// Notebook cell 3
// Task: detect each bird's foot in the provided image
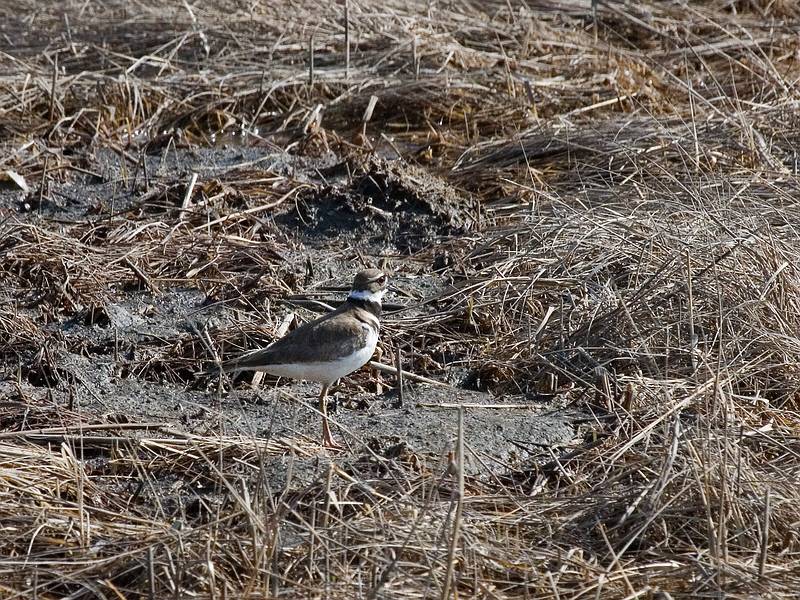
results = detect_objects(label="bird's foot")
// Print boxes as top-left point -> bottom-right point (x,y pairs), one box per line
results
321,424 -> 344,451
323,439 -> 344,451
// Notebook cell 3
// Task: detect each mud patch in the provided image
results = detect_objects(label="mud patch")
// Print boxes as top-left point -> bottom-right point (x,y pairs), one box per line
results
281,158 -> 478,252
195,381 -> 573,482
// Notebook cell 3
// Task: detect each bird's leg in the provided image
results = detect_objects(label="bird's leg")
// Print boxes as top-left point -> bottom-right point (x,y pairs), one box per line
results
319,383 -> 341,449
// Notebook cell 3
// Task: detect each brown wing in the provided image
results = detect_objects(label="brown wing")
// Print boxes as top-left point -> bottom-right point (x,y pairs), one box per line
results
221,307 -> 369,372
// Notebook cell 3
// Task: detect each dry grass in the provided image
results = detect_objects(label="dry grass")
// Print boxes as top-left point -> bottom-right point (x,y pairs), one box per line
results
2,0 -> 800,598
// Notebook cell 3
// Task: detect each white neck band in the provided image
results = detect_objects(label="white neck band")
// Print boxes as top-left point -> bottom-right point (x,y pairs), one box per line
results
348,289 -> 386,304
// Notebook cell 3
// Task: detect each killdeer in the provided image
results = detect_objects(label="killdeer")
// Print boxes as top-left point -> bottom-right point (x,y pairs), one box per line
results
217,268 -> 387,447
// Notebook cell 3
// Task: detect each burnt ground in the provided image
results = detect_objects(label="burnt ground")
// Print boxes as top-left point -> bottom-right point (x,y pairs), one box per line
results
0,145 -> 578,492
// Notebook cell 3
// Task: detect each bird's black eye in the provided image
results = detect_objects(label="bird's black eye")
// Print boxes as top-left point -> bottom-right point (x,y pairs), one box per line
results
378,275 -> 386,285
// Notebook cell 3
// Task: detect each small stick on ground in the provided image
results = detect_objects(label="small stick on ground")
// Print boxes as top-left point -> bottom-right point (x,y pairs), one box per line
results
594,366 -> 613,411
759,488 -> 771,578
394,345 -> 404,408
361,95 -> 378,143
49,52 -> 58,122
344,0 -> 350,78
148,545 -> 156,600
440,406 -> 464,599
686,250 -> 697,372
0,421 -> 168,440
417,402 -> 532,409
308,34 -> 315,86
622,382 -> 635,411
125,257 -> 160,294
369,360 -> 449,387
38,156 -> 49,211
180,172 -> 198,220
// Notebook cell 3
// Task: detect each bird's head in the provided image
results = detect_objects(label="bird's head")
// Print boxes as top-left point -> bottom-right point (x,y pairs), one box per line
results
348,268 -> 388,304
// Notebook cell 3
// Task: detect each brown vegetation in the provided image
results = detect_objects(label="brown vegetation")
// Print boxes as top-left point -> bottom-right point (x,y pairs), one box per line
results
1,0 -> 800,598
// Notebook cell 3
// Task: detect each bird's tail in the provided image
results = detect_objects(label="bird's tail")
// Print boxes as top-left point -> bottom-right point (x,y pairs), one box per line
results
197,362 -> 222,377
200,348 -> 270,377
197,355 -> 239,378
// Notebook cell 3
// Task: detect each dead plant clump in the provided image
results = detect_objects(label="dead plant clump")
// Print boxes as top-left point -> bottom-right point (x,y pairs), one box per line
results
1,1 -> 800,598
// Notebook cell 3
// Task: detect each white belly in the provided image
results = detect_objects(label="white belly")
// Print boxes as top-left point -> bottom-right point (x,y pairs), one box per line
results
263,326 -> 378,384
